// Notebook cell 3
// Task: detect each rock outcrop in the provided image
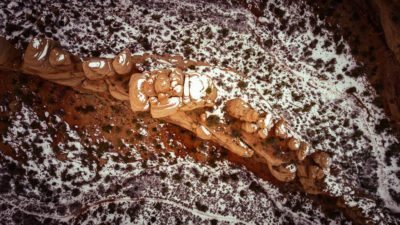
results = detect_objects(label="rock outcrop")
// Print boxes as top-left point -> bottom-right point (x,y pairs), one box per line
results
0,36 -> 387,225
0,36 -> 331,193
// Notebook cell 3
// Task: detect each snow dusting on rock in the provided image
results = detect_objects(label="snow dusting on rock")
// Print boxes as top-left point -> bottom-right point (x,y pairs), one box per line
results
0,0 -> 399,224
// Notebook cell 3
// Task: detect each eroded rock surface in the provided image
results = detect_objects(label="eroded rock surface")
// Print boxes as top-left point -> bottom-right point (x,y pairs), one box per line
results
0,0 -> 399,224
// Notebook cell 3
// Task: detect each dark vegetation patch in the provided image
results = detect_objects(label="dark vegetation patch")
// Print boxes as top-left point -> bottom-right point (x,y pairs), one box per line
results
195,201 -> 208,212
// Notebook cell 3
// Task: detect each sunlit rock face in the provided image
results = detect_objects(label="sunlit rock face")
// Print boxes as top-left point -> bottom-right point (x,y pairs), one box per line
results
128,68 -> 216,118
113,49 -> 133,75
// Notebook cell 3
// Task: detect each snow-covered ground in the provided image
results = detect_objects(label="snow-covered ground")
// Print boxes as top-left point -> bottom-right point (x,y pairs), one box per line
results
0,103 -> 346,224
0,0 -> 399,224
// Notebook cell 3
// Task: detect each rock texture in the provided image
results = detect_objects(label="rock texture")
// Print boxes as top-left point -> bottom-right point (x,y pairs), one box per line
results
372,0 -> 400,64
0,0 -> 399,224
2,36 -> 334,194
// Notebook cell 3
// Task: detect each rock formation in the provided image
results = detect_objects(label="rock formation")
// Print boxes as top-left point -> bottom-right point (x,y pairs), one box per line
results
0,36 -> 385,225
0,35 -> 331,193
